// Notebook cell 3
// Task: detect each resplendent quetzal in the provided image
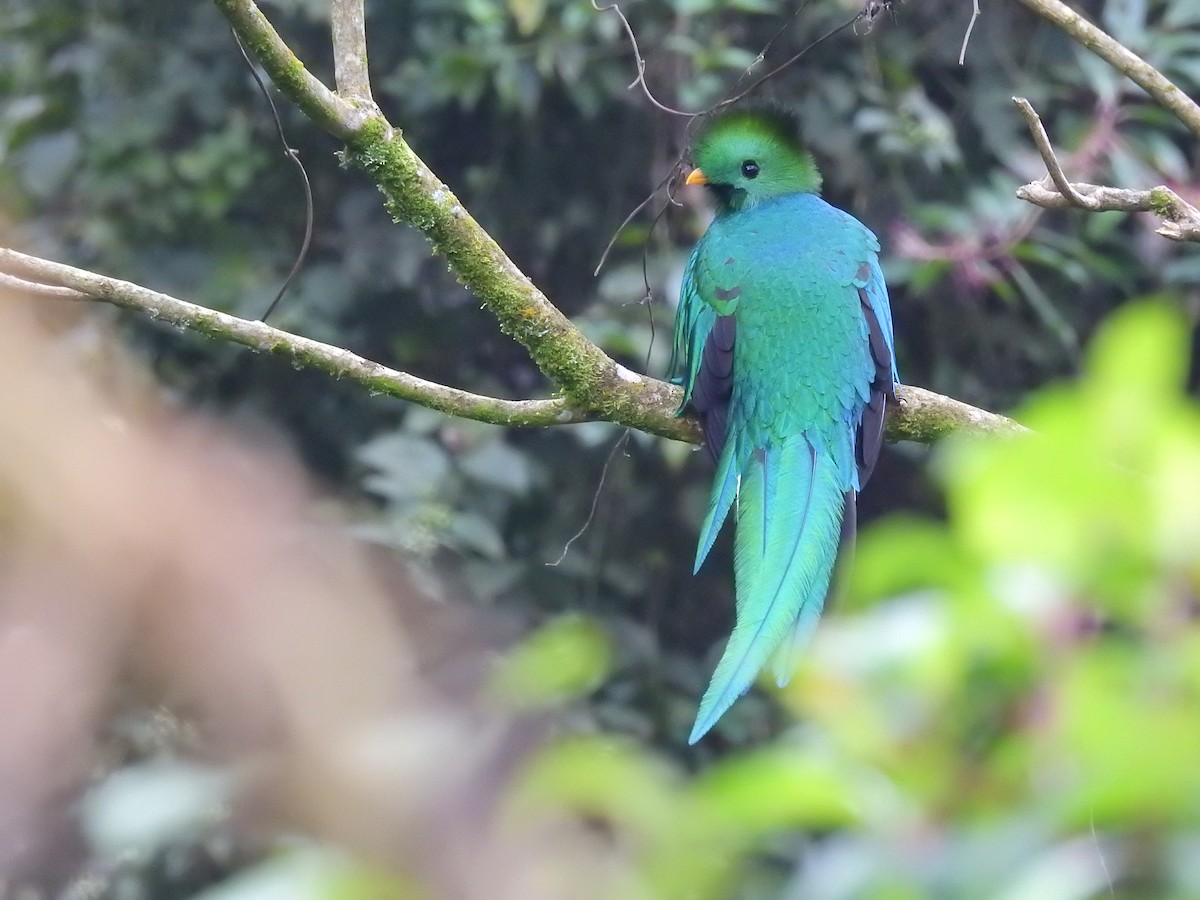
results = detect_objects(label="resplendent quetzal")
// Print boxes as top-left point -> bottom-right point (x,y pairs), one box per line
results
672,106 -> 899,744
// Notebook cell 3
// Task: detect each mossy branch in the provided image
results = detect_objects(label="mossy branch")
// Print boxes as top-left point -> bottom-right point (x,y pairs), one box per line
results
214,0 -> 701,440
207,0 -> 1023,444
340,119 -> 691,439
0,0 -> 1025,447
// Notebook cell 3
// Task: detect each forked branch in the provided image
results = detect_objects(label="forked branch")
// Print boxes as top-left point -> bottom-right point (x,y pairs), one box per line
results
1014,97 -> 1200,244
1,0 -> 1026,446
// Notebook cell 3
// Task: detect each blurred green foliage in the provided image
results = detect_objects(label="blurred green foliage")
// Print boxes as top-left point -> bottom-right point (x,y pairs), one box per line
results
486,300 -> 1200,896
5,0 -> 1200,895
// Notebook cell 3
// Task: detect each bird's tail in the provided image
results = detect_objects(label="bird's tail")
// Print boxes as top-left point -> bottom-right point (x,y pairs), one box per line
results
770,488 -> 856,688
689,433 -> 845,744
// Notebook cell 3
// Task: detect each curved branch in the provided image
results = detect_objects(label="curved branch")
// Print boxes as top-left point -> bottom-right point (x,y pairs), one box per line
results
1016,180 -> 1200,243
201,0 -> 1026,446
0,248 -> 580,429
1013,0 -> 1200,142
213,0 -> 691,440
1014,98 -> 1200,243
1013,97 -> 1094,208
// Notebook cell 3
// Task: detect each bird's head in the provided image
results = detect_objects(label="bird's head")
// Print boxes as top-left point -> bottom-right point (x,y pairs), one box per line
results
685,105 -> 822,213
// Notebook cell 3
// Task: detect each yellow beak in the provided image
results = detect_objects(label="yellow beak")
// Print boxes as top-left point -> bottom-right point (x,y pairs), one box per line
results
685,167 -> 709,186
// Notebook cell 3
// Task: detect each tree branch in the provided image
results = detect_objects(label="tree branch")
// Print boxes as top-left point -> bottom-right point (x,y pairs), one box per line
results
0,248 -> 580,429
226,0 -> 1028,446
1013,97 -> 1094,208
0,0 -> 988,448
330,0 -> 373,104
1013,0 -> 1200,143
1013,97 -> 1200,243
217,0 -> 365,140
214,0 -> 695,442
958,0 -> 981,66
889,384 -> 1026,441
2,247 -> 1026,444
1016,181 -> 1200,242
0,271 -> 85,300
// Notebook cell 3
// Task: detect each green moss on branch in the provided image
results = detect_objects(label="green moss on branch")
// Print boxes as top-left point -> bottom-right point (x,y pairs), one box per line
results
344,120 -> 617,412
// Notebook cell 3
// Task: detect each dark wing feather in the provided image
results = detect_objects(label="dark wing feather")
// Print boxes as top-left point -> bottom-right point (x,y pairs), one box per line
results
690,315 -> 736,463
855,287 -> 896,487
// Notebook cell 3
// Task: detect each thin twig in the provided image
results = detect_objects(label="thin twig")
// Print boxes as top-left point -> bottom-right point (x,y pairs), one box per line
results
591,0 -> 861,116
1091,814 -> 1117,899
591,0 -> 857,279
1013,97 -> 1094,208
590,1 -> 693,116
0,272 -> 85,300
958,0 -> 980,65
232,30 -> 315,322
723,0 -> 815,93
719,14 -> 860,108
547,429 -> 630,566
593,167 -> 680,277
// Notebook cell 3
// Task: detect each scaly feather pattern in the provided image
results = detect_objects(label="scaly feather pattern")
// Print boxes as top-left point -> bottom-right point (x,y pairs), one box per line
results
673,107 -> 898,743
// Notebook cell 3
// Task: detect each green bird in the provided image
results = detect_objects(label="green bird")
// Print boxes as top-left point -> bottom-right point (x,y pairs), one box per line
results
672,106 -> 898,744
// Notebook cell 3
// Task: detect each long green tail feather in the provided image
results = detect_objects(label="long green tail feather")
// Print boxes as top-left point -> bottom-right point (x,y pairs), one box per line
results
771,489 -> 856,687
689,434 -> 845,744
694,433 -> 741,574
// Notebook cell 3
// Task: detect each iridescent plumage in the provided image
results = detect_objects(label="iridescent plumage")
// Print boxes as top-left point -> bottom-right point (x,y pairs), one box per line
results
672,107 -> 899,743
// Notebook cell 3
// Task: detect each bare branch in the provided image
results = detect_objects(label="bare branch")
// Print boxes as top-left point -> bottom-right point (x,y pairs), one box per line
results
330,0 -> 373,104
591,0 -> 863,116
230,31 -> 315,322
1016,182 -> 1200,243
1013,0 -> 1200,143
0,271 -> 86,300
958,0 -> 980,66
1012,98 -> 1200,243
1013,97 -> 1095,208
1018,180 -> 1166,213
0,248 -> 580,429
590,0 -> 693,117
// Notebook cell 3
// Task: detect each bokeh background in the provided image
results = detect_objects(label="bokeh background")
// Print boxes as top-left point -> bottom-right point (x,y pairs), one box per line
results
3,0 -> 1200,896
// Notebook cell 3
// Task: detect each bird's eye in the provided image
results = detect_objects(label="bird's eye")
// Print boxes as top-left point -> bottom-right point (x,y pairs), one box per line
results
741,160 -> 760,179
